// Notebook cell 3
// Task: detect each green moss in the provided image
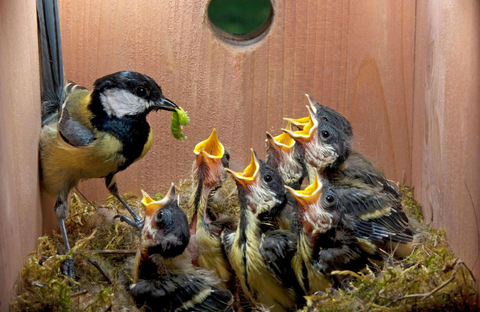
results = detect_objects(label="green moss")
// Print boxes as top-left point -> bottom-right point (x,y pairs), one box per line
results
10,181 -> 477,311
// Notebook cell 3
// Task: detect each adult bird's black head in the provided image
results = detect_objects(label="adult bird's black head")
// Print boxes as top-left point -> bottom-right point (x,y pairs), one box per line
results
283,105 -> 351,170
266,122 -> 307,190
140,184 -> 190,259
90,71 -> 178,119
225,149 -> 287,221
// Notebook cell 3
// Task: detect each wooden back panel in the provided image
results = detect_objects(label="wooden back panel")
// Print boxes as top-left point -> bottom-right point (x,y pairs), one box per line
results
1,0 -> 479,308
58,0 -> 415,202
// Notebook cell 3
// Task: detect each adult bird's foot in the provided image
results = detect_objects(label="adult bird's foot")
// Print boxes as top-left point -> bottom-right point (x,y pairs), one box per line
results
57,246 -> 75,280
62,257 -> 75,279
114,214 -> 144,230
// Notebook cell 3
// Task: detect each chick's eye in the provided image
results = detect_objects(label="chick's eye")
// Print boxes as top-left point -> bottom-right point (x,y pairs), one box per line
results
326,195 -> 335,203
321,116 -> 329,122
264,175 -> 273,183
321,130 -> 330,139
155,210 -> 164,222
135,87 -> 148,98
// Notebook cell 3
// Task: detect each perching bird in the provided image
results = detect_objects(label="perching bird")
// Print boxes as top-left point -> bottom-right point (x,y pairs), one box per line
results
286,171 -> 380,292
37,0 -> 179,278
265,122 -> 310,190
131,186 -> 234,312
187,128 -> 236,289
283,99 -> 414,256
223,150 -> 304,312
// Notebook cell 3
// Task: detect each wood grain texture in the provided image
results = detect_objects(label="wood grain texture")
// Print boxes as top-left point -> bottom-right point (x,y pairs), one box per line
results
412,0 -> 480,292
0,1 -> 42,310
56,0 -> 416,205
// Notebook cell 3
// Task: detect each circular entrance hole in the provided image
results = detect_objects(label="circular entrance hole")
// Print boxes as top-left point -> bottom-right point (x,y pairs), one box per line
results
208,0 -> 273,45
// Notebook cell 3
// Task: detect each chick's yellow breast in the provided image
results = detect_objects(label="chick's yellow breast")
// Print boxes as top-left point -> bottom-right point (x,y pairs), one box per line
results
228,213 -> 298,312
196,227 -> 231,286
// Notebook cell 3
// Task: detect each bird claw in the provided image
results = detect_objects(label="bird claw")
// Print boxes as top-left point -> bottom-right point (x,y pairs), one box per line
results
114,214 -> 144,230
62,257 -> 75,279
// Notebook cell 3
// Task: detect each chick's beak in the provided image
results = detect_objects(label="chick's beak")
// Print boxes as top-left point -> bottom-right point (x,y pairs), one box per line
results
305,94 -> 319,113
141,183 -> 176,217
193,129 -> 227,187
282,105 -> 318,145
194,128 -> 224,159
225,149 -> 259,189
154,96 -> 179,112
283,116 -> 310,131
284,171 -> 323,210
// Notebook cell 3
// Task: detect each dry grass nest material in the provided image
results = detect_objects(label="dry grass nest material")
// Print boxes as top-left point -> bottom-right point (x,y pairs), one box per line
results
10,180 -> 478,311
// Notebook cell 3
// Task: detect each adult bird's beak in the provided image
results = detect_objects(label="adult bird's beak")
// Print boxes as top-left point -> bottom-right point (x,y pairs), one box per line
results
225,149 -> 260,189
282,105 -> 318,145
141,183 -> 176,217
154,96 -> 179,111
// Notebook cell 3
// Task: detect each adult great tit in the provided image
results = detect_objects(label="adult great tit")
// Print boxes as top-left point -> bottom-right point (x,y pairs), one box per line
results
131,186 -> 234,312
37,0 -> 180,279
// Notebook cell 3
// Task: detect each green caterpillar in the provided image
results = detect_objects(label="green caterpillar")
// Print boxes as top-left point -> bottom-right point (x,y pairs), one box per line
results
171,108 -> 190,140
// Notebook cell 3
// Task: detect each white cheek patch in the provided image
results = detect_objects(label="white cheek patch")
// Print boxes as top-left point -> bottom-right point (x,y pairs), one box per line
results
246,177 -> 283,216
278,150 -> 303,185
303,137 -> 338,170
100,88 -> 152,118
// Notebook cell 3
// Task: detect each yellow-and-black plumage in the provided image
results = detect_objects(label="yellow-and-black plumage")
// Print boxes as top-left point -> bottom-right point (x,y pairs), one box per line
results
38,0 -> 178,278
283,97 -> 414,257
187,129 -> 235,288
223,150 -> 304,312
286,171 -> 381,292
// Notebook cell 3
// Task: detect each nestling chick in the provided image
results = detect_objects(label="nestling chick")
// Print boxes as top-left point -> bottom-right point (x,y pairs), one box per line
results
223,150 -> 304,312
131,185 -> 234,312
187,129 -> 236,288
265,122 -> 309,190
286,171 -> 378,292
283,100 -> 414,256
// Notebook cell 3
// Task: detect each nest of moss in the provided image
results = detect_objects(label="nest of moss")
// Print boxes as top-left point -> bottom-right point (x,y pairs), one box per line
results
10,180 -> 477,311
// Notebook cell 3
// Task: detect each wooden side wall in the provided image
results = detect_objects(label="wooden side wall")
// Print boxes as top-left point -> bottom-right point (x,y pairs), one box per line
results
412,0 -> 480,291
0,1 -> 42,310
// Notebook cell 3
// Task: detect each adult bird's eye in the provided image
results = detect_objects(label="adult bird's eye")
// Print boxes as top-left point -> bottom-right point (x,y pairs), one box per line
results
321,130 -> 330,139
135,87 -> 148,98
264,175 -> 273,183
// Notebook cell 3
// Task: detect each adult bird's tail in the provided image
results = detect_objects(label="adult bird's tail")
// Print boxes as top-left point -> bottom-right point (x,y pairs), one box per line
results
37,0 -> 64,125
